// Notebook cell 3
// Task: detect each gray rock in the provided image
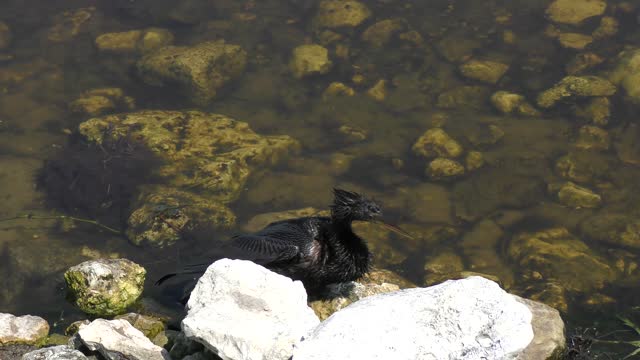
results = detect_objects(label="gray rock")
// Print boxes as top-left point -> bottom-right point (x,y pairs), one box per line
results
182,259 -> 320,360
515,298 -> 566,360
22,345 -> 87,360
0,313 -> 49,346
75,319 -> 170,360
293,276 -> 539,360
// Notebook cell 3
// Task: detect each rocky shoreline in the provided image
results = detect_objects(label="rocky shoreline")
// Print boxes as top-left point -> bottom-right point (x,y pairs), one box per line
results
1,259 -> 565,360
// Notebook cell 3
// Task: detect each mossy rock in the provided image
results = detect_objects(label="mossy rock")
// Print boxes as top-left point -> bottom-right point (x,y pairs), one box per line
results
64,259 -> 146,316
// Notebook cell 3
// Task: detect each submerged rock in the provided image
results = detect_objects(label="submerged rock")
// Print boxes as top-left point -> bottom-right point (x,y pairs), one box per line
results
574,97 -> 610,126
183,259 -> 320,360
615,123 -> 640,165
608,48 -> 640,104
69,87 -> 135,117
459,59 -> 509,84
412,128 -> 463,159
74,319 -> 170,360
126,185 -> 236,247
508,228 -> 614,293
361,19 -> 407,48
79,111 -> 298,203
574,125 -> 610,150
580,214 -> 640,249
0,313 -> 49,346
47,7 -> 97,42
294,277 -> 562,360
313,0 -> 371,29
546,0 -> 606,25
557,182 -> 601,208
555,150 -> 612,183
490,91 -> 539,116
556,32 -> 593,50
137,41 -> 247,105
0,21 -> 11,49
290,44 -> 332,78
427,158 -> 465,180
64,259 -> 146,316
537,76 -> 616,108
95,28 -> 174,54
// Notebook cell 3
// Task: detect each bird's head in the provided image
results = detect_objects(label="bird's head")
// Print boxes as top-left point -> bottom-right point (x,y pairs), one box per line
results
330,188 -> 382,222
330,188 -> 414,239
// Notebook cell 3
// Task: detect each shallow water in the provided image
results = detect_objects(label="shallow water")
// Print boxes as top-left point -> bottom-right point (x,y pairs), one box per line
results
1,0 -> 640,356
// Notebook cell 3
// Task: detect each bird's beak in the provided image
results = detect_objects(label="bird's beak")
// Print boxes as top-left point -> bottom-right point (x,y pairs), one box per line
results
375,220 -> 414,240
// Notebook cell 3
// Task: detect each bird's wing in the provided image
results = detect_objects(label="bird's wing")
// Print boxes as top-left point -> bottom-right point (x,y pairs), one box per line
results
231,234 -> 300,263
231,220 -> 312,263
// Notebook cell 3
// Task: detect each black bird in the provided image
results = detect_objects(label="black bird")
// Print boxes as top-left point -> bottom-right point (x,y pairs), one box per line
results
156,188 -> 412,293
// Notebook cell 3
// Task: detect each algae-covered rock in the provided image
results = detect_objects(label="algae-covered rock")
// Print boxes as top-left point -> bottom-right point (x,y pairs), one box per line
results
126,185 -> 236,247
608,48 -> 640,104
426,158 -> 465,180
555,150 -> 611,183
412,128 -> 463,159
69,87 -> 135,117
366,79 -> 386,102
361,19 -> 407,48
459,59 -> 509,84
322,82 -> 355,100
508,228 -> 614,292
465,151 -> 484,171
557,33 -> 593,50
592,16 -> 619,39
47,7 -> 98,42
557,182 -> 601,208
574,97 -> 610,126
313,0 -> 371,29
574,125 -> 609,150
566,52 -> 604,75
490,91 -> 538,116
137,41 -> 247,105
95,28 -> 174,53
79,110 -> 299,203
580,214 -> 640,249
537,76 -> 616,108
64,259 -> 146,316
546,0 -> 606,25
423,251 -> 464,286
615,123 -> 640,165
289,44 -> 332,78
114,313 -> 165,340
0,21 -> 11,49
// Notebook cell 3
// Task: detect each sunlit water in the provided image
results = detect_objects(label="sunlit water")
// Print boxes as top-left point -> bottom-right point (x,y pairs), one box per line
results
1,0 -> 639,356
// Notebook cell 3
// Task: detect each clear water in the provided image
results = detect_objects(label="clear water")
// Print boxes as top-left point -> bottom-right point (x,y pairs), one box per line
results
1,0 -> 639,356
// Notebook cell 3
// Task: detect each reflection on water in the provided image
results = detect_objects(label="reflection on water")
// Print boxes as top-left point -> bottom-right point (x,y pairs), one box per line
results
1,0 -> 640,354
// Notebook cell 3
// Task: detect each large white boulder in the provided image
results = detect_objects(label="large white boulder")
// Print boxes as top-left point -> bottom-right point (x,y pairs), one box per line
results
182,259 -> 320,360
293,276 -> 538,360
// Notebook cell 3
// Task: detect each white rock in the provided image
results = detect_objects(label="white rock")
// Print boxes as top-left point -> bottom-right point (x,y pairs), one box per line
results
76,318 -> 170,360
293,276 -> 535,360
0,313 -> 49,346
183,259 -> 320,360
22,345 -> 87,360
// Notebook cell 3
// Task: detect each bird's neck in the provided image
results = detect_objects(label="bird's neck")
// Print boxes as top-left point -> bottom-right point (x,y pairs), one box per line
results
330,217 -> 371,274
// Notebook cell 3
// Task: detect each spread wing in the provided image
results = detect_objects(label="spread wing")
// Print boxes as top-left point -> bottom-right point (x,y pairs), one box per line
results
230,220 -> 312,264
